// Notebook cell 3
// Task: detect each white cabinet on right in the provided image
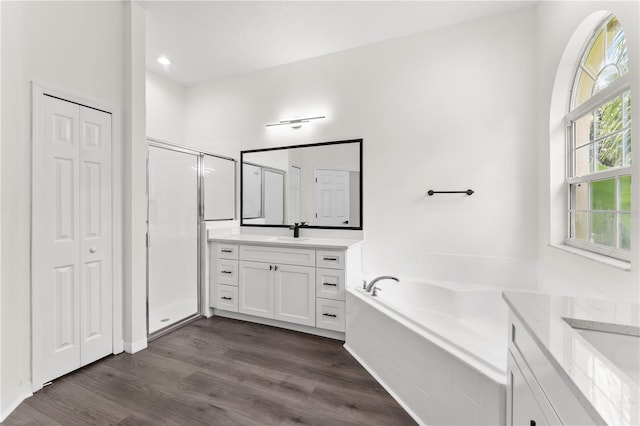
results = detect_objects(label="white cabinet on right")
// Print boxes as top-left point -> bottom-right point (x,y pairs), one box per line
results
506,312 -> 592,426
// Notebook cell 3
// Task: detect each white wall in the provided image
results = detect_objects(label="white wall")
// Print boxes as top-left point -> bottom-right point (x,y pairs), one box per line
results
0,1 -> 146,418
146,70 -> 186,144
184,7 -> 539,263
536,1 -> 640,301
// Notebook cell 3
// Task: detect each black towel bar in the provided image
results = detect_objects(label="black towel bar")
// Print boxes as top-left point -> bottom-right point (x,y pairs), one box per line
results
427,189 -> 474,196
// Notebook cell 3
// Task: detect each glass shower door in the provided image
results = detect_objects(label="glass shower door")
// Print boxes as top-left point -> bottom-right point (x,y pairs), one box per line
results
148,145 -> 199,334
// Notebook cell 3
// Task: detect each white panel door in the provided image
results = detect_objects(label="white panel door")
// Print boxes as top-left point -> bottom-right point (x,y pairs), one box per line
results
78,106 -> 112,366
238,261 -> 274,319
314,169 -> 350,226
274,264 -> 315,326
40,96 -> 82,382
36,96 -> 113,384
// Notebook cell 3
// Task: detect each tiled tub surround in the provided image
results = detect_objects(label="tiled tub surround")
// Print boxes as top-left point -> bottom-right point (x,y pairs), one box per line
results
503,292 -> 639,425
345,281 -> 508,426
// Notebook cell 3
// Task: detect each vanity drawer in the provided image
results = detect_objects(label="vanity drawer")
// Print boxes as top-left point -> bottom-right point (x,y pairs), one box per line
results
316,268 -> 345,301
316,298 -> 345,332
240,245 -> 315,267
216,259 -> 238,286
216,284 -> 238,312
216,244 -> 238,260
316,250 -> 345,269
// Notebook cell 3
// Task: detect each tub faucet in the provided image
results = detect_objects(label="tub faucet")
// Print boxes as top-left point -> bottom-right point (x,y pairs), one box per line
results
365,275 -> 399,293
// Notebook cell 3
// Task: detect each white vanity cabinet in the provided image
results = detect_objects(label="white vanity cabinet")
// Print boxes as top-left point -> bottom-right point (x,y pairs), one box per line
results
506,311 -> 593,426
238,254 -> 316,326
210,236 -> 362,339
210,243 -> 240,312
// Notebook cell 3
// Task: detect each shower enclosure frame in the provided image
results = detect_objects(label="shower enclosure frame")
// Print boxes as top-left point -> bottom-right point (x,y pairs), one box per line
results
146,138 -> 236,340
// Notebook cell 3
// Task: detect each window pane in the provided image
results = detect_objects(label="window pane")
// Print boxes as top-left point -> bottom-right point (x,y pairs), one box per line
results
619,48 -> 629,74
619,175 -> 631,211
595,95 -> 622,138
573,70 -> 595,108
571,183 -> 589,210
571,211 -> 589,241
595,133 -> 623,171
619,213 -> 631,250
606,17 -> 623,63
590,212 -> 615,246
590,178 -> 616,211
593,65 -> 620,95
573,144 -> 594,176
584,29 -> 605,77
623,129 -> 631,166
574,113 -> 594,148
623,91 -> 631,127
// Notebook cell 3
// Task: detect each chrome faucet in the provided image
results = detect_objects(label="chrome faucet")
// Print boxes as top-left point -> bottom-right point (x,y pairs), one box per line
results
364,275 -> 399,293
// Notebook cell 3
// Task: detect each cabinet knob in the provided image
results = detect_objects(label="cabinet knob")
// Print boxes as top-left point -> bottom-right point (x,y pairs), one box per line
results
89,247 -> 97,253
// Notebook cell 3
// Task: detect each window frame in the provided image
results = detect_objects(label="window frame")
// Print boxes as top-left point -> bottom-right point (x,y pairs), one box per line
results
565,16 -> 632,262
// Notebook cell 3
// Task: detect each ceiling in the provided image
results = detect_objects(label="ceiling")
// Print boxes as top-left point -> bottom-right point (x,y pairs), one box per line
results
143,1 -> 535,87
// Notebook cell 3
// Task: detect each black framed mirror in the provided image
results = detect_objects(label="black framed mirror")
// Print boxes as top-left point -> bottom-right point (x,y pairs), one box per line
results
240,139 -> 363,230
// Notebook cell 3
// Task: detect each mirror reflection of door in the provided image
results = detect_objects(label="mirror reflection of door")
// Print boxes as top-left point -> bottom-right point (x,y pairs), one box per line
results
263,169 -> 285,224
289,166 -> 301,224
315,169 -> 350,226
243,163 -> 262,219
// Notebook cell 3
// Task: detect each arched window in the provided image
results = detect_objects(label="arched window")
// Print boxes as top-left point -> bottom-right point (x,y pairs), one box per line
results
566,15 -> 631,260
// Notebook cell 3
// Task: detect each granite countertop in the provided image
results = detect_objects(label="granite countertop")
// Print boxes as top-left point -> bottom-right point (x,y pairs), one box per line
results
208,232 -> 363,249
503,291 -> 640,425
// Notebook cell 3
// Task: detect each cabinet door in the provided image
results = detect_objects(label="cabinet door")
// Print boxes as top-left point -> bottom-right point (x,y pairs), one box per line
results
238,261 -> 274,319
508,351 -> 551,426
274,264 -> 316,326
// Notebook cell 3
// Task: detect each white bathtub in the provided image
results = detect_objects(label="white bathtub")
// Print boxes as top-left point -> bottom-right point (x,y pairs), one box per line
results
345,280 -> 508,426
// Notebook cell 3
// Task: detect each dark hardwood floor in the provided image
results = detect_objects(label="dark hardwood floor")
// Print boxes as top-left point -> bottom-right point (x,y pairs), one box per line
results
4,317 -> 416,425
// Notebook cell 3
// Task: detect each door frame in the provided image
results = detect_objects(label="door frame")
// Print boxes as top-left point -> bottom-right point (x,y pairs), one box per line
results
31,83 -> 123,392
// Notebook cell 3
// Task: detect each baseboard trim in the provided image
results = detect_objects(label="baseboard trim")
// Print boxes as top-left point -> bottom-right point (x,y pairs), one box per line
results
213,309 -> 345,341
1,382 -> 33,422
124,338 -> 148,354
343,344 -> 425,426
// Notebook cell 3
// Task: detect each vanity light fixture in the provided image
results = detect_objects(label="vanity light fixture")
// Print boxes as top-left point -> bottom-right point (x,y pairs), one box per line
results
157,55 -> 171,66
266,115 -> 326,129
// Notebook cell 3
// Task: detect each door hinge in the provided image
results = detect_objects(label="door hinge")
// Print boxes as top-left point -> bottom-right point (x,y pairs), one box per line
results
315,213 -> 318,218
315,178 -> 317,183
146,233 -> 150,247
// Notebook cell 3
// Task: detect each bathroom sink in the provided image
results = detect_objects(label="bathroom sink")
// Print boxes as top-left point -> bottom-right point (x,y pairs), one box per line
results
276,236 -> 309,242
566,320 -> 640,384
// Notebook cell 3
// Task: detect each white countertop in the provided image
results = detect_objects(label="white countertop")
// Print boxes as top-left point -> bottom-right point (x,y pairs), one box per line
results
503,291 -> 640,425
208,232 -> 363,250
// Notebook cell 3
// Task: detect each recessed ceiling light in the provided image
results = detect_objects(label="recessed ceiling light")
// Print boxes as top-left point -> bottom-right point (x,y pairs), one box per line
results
157,56 -> 171,66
